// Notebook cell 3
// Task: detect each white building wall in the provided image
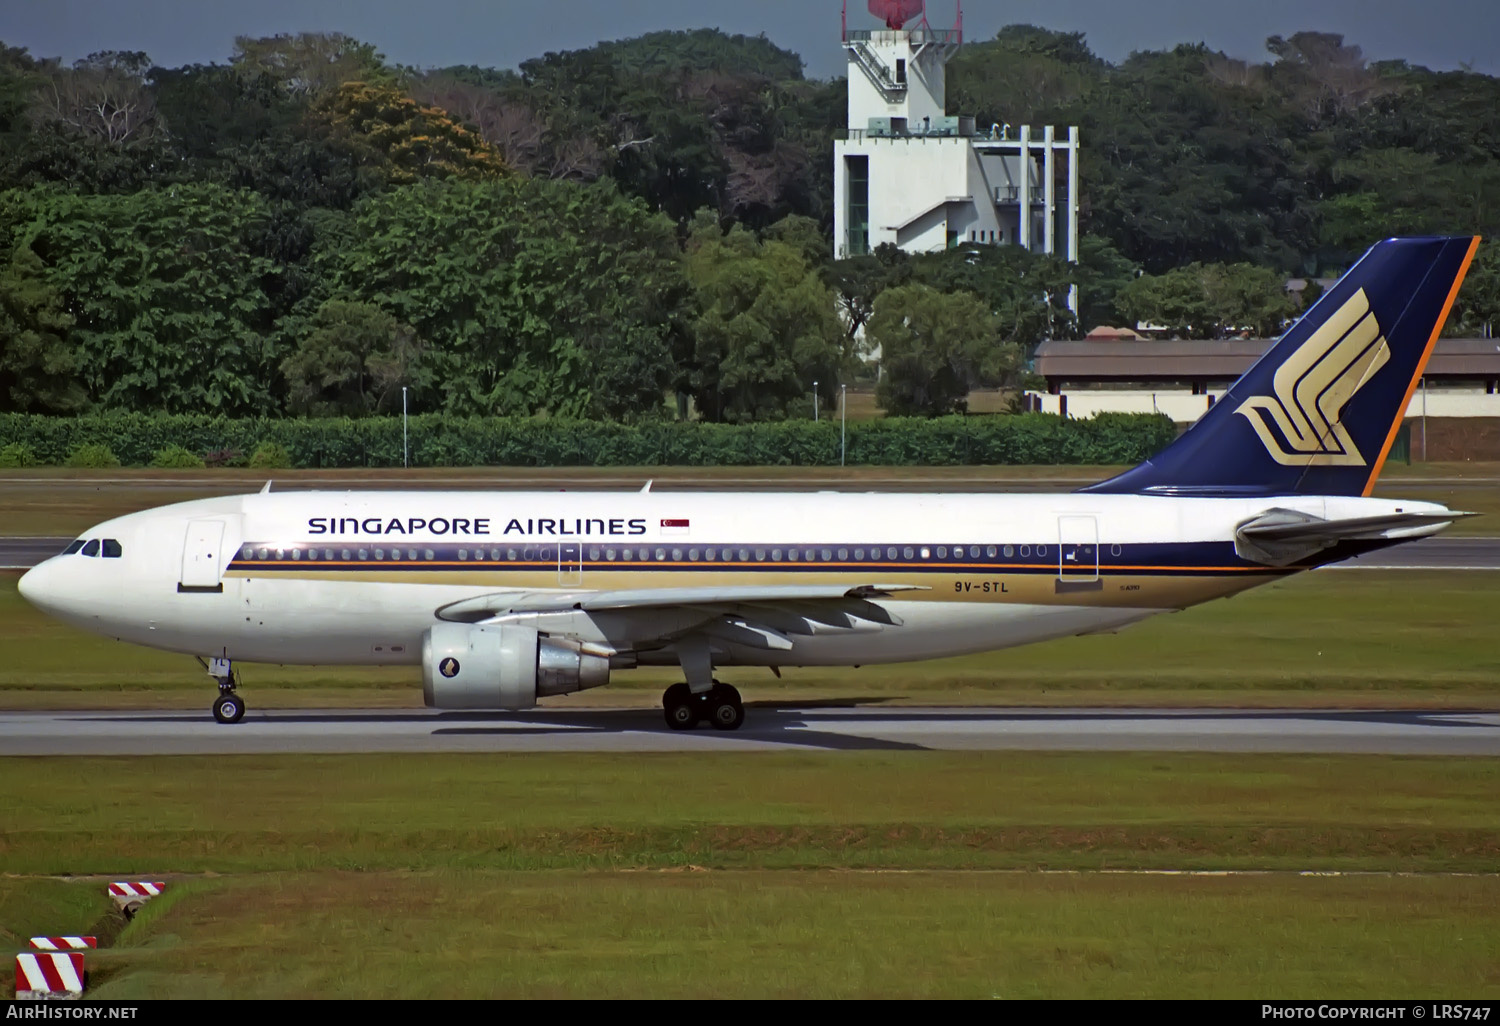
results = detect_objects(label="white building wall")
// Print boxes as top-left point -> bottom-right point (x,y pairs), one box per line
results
846,30 -> 947,129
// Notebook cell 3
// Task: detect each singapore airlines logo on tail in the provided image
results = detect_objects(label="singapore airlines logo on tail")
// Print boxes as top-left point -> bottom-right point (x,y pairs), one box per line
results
1235,288 -> 1389,466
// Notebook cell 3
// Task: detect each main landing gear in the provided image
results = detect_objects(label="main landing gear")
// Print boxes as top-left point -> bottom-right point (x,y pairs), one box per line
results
662,681 -> 745,732
201,656 -> 246,724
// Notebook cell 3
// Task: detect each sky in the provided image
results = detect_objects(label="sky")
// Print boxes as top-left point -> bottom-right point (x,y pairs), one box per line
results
3,0 -> 1499,79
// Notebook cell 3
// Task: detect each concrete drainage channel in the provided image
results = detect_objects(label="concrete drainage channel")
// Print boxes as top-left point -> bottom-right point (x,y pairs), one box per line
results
12,882 -> 165,1000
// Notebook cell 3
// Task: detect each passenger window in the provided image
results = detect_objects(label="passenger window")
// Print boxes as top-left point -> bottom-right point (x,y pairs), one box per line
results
374,548 -> 384,561
589,547 -> 600,561
887,547 -> 897,560
291,548 -> 301,560
903,547 -> 914,559
688,548 -> 699,561
655,548 -> 666,561
358,549 -> 369,560
755,548 -> 766,561
81,539 -> 99,556
424,549 -> 436,561
1003,546 -> 1014,558
738,548 -> 750,562
821,548 -> 833,561
705,548 -> 716,561
771,549 -> 782,561
853,548 -> 864,560
623,549 -> 633,561
936,547 -> 947,559
102,539 -> 122,558
837,548 -> 848,560
672,548 -> 683,561
63,540 -> 85,555
458,549 -> 468,561
605,548 -> 617,561
789,548 -> 800,561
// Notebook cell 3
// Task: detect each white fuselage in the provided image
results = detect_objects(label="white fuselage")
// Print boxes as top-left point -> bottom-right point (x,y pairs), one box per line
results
17,488 -> 1447,676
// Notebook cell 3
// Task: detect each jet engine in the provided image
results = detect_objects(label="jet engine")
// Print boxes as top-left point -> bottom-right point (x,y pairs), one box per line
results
421,623 -> 610,709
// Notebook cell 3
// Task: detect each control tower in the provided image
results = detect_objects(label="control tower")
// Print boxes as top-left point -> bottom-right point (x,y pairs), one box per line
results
832,1 -> 1081,309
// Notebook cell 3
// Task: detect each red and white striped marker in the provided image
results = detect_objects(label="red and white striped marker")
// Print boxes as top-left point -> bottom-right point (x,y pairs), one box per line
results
107,881 -> 164,899
14,951 -> 85,998
28,937 -> 96,950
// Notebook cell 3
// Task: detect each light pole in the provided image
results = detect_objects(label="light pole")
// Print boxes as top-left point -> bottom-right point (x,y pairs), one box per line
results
840,384 -> 847,467
402,386 -> 409,469
813,380 -> 819,422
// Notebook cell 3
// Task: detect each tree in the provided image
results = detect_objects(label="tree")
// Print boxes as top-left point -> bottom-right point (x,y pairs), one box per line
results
909,244 -> 1079,347
826,244 -> 912,347
869,284 -> 1016,417
230,33 -> 394,97
0,184 -> 277,413
682,222 -> 847,422
281,300 -> 426,415
1450,245 -> 1500,338
314,81 -> 508,184
30,50 -> 161,145
1114,261 -> 1297,337
0,246 -> 85,412
301,178 -> 684,419
410,74 -> 605,181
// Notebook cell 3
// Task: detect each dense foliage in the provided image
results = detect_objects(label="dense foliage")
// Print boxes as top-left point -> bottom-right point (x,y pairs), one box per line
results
0,411 -> 1178,468
0,24 -> 1496,429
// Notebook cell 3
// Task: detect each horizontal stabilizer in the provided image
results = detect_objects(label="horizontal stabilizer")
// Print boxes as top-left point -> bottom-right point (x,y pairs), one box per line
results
1233,508 -> 1475,566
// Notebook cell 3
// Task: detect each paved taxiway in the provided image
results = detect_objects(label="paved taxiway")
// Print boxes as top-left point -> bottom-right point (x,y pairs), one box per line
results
8,535 -> 1500,570
1,707 -> 1496,755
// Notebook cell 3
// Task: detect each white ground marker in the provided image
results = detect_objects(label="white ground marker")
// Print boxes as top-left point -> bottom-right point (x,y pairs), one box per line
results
14,951 -> 85,999
28,937 -> 96,950
108,880 -> 165,914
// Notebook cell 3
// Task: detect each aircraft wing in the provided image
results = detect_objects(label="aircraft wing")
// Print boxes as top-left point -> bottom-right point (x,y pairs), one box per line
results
1234,508 -> 1475,566
435,583 -> 928,652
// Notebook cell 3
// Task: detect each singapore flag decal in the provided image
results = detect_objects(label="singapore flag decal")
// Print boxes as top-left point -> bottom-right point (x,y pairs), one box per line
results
661,518 -> 690,536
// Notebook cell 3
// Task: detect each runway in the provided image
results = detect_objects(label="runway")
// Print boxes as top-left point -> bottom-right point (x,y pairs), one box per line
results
8,535 -> 1500,570
1,706 -> 1496,755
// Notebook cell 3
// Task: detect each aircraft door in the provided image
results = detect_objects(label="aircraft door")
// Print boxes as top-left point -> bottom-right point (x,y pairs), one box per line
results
180,519 -> 227,592
558,538 -> 583,587
1057,515 -> 1100,586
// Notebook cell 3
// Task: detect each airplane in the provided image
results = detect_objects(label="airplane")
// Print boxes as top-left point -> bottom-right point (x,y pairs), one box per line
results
16,235 -> 1480,732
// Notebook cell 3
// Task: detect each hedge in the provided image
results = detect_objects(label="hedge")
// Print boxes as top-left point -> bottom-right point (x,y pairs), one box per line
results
0,412 -> 1178,468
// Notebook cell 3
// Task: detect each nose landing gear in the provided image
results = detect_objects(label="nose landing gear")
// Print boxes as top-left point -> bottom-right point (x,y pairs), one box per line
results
212,688 -> 245,724
200,656 -> 246,724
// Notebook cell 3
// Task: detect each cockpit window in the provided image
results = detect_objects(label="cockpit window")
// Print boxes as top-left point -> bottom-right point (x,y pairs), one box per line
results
63,540 -> 85,555
80,539 -> 99,557
101,539 -> 122,558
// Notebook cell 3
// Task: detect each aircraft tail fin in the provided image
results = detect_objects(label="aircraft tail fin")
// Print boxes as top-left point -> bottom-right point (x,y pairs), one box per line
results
1083,236 -> 1480,497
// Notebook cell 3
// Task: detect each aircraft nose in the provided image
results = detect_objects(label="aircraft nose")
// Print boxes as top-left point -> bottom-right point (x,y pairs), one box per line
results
17,559 -> 60,614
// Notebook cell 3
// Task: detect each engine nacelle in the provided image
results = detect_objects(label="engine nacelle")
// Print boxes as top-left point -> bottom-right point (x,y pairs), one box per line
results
422,623 -> 610,710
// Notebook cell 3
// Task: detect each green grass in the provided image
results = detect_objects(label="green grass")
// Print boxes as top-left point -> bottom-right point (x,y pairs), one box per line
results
4,568 -> 1498,709
0,877 -> 114,950
4,751 -> 1498,998
3,752 -> 1497,875
84,870 -> 1500,999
